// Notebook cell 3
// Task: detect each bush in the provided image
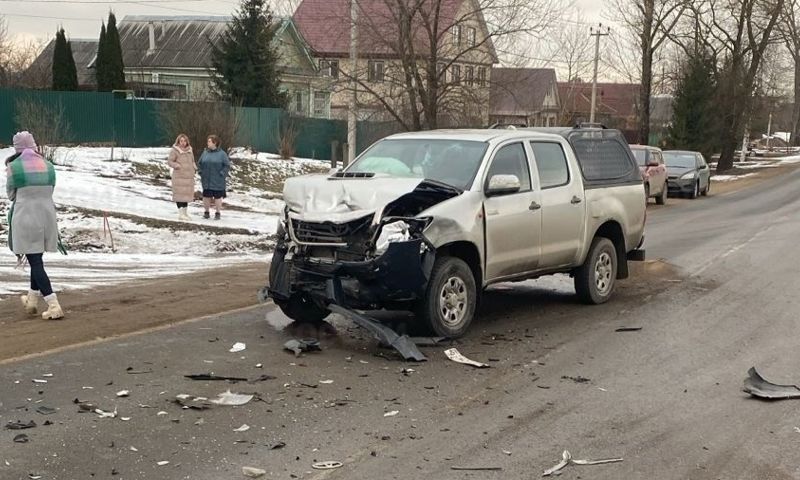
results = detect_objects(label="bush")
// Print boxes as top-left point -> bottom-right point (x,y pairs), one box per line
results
278,118 -> 298,160
14,98 -> 72,160
156,101 -> 242,158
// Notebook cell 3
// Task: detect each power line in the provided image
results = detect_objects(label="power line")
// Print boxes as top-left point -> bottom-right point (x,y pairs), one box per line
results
0,0 -> 218,3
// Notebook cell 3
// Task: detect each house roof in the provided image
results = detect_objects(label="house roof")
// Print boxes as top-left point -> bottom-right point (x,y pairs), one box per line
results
293,0 -> 497,61
558,81 -> 641,119
118,15 -> 231,69
26,39 -> 98,86
490,68 -> 558,116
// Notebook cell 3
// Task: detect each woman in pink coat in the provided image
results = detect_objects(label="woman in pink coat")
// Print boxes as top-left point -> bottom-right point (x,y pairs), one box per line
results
167,134 -> 196,221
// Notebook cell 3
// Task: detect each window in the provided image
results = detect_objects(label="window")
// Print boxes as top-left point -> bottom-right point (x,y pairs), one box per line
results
572,138 -> 635,181
531,142 -> 569,188
465,66 -> 474,86
294,91 -> 304,114
452,25 -> 462,46
320,60 -> 339,79
652,151 -> 663,165
467,27 -> 476,47
452,64 -> 461,85
368,60 -> 385,82
485,143 -> 531,192
151,72 -> 160,83
313,91 -> 329,118
477,67 -> 486,87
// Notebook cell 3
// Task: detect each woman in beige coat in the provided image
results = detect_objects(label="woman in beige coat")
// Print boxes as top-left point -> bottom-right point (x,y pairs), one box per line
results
167,134 -> 196,221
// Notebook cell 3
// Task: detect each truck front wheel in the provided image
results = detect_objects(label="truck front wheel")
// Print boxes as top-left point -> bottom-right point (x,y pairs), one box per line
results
574,237 -> 618,305
418,256 -> 477,338
277,294 -> 330,324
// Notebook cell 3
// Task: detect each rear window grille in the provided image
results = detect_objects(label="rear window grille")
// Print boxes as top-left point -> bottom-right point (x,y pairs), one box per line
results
571,138 -> 635,181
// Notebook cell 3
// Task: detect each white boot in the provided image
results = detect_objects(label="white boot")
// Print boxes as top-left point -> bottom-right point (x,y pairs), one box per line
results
41,294 -> 64,320
180,207 -> 191,221
20,290 -> 41,315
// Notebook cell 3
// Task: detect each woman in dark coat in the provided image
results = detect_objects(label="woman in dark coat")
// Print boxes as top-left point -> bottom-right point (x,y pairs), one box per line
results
197,134 -> 231,220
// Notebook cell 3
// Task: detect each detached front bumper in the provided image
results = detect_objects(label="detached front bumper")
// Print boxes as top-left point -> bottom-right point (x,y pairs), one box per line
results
268,239 -> 435,310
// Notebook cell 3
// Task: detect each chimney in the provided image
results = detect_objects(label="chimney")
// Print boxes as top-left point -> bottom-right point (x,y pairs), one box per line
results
147,21 -> 155,54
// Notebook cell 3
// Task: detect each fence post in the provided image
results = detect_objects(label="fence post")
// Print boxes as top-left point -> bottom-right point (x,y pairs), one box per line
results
331,140 -> 339,169
342,143 -> 349,167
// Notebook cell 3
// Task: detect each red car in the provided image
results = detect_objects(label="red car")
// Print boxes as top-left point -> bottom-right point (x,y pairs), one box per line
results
629,145 -> 668,205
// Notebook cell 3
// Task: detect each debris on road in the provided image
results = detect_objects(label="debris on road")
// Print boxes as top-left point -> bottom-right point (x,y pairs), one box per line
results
743,367 -> 800,400
543,450 -> 571,477
234,424 -> 251,432
41,374 -> 54,378
542,450 -> 623,476
249,374 -> 277,383
502,450 -> 512,456
615,327 -> 643,332
283,338 -> 321,357
174,395 -> 213,410
384,411 -> 399,417
129,446 -> 138,452
268,441 -> 286,450
35,406 -> 56,416
444,348 -> 489,368
329,305 -> 427,362
5,420 -> 36,430
312,461 -> 343,470
156,461 -> 170,466
451,466 -> 503,471
319,380 -> 334,384
13,434 -> 30,443
116,390 -> 130,397
210,390 -> 254,406
562,375 -> 591,384
185,374 -> 248,382
409,337 -> 449,346
229,342 -> 247,353
125,367 -> 153,375
32,379 -> 48,384
242,466 -> 267,478
95,408 -> 118,419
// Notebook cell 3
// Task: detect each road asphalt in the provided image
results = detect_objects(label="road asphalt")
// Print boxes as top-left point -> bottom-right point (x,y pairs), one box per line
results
3,169 -> 800,479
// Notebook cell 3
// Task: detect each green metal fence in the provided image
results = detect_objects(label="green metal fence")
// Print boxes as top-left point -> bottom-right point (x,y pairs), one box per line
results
0,88 -> 402,158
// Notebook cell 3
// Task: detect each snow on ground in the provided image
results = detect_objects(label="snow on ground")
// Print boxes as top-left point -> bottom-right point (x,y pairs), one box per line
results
0,146 -> 328,298
711,173 -> 757,182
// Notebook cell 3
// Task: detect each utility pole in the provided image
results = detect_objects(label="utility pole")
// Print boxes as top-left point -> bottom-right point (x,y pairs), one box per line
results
589,24 -> 610,124
347,0 -> 358,165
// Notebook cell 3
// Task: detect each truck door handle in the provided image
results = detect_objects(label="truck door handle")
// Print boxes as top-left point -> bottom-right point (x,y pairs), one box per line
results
529,201 -> 541,211
571,196 -> 583,204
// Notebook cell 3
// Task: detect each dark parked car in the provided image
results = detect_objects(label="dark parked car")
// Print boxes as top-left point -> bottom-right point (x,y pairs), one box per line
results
663,150 -> 711,199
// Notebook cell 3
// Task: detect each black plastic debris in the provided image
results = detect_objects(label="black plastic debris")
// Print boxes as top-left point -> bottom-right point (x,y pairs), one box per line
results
250,375 -> 277,383
743,367 -> 800,400
14,434 -> 30,443
329,305 -> 427,362
284,338 -> 322,357
35,406 -> 57,416
5,420 -> 36,430
184,374 -> 248,382
615,327 -> 642,332
125,367 -> 153,375
562,375 -> 591,384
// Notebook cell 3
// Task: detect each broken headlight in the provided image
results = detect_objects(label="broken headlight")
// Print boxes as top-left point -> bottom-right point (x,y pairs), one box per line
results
374,221 -> 412,256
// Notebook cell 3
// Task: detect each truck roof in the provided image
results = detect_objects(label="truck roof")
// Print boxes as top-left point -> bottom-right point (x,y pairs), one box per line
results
386,129 -> 565,143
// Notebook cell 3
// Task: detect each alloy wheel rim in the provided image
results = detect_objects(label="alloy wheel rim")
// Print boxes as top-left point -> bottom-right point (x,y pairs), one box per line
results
440,276 -> 468,327
594,252 -> 613,295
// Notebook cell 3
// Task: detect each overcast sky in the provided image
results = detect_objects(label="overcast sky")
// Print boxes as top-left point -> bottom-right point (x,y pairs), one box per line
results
2,0 -> 609,42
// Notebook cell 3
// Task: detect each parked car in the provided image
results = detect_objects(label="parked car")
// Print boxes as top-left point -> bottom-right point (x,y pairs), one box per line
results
663,150 -> 711,199
266,126 -> 646,339
630,145 -> 668,205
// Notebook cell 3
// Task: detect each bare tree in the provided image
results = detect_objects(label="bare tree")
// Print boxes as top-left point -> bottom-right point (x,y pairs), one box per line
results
611,0 -> 688,144
157,101 -> 242,159
14,98 -> 72,160
694,0 -> 785,171
778,0 -> 800,145
0,18 -> 46,89
329,0 -> 566,130
551,12 -> 595,83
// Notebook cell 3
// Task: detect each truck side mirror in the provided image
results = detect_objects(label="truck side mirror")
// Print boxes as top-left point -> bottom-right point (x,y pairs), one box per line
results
486,174 -> 521,196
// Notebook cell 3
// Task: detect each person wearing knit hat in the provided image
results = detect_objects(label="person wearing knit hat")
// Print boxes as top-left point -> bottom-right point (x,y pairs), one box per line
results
5,131 -> 64,320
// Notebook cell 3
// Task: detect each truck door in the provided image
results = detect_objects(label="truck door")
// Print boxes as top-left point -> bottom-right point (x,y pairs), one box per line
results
531,141 -> 585,267
483,142 -> 542,280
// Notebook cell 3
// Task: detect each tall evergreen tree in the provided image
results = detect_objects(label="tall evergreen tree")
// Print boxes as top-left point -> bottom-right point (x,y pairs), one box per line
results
96,23 -> 109,91
667,51 -> 719,160
210,0 -> 286,108
52,28 -> 78,91
96,13 -> 125,91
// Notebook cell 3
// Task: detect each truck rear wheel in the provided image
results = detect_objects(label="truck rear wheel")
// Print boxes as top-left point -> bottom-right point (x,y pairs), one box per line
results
418,256 -> 477,338
574,237 -> 618,305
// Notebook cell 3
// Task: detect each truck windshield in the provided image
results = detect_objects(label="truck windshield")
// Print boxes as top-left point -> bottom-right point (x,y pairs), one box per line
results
663,152 -> 696,168
347,139 -> 488,190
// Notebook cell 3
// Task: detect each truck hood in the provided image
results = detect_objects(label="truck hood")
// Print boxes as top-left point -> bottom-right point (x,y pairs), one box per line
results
283,174 -> 461,223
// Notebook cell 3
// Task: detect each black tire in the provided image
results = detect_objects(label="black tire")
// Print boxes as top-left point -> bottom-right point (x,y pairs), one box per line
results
656,182 -> 667,205
689,180 -> 699,199
417,256 -> 477,338
277,294 -> 330,323
574,237 -> 618,305
702,179 -> 710,196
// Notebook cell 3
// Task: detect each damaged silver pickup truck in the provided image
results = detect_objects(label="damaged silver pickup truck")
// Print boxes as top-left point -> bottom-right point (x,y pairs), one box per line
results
266,126 -> 646,339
